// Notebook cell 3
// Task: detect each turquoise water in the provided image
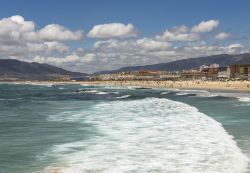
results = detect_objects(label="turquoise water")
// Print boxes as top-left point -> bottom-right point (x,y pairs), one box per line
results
0,83 -> 249,173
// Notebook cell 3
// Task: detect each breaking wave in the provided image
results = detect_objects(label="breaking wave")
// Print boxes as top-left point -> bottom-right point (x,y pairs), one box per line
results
45,98 -> 249,173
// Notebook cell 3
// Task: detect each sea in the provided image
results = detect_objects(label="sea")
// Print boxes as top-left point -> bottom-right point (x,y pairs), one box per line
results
0,83 -> 250,173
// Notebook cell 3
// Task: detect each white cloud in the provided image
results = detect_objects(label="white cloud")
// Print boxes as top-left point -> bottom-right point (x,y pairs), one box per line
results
215,32 -> 230,40
33,54 -> 80,65
25,42 -> 68,53
156,25 -> 200,42
93,38 -> 172,53
44,41 -> 68,52
87,23 -> 138,38
191,20 -> 219,33
228,43 -> 243,49
0,15 -> 81,59
83,53 -> 96,62
136,38 -> 172,51
10,15 -> 35,32
38,24 -> 83,41
26,42 -> 47,52
0,16 -> 248,73
81,39 -> 249,73
0,15 -> 35,42
156,20 -> 221,42
0,16 -> 83,43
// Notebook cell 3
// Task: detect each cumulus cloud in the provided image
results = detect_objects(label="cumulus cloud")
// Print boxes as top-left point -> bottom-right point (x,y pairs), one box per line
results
136,38 -> 172,51
156,25 -> 200,41
227,43 -> 245,53
32,52 -> 96,67
156,20 -> 220,42
191,20 -> 219,33
93,38 -> 172,53
24,42 -> 69,53
0,15 -> 83,44
83,53 -> 96,62
215,32 -> 230,40
44,41 -> 68,52
228,43 -> 243,49
0,15 -> 35,43
87,23 -> 138,38
81,38 -> 248,73
0,15 -> 82,60
33,54 -> 80,65
38,24 -> 83,41
0,16 -> 248,73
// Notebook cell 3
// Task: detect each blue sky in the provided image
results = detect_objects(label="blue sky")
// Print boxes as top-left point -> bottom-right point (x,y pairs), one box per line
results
0,0 -> 249,73
1,0 -> 250,37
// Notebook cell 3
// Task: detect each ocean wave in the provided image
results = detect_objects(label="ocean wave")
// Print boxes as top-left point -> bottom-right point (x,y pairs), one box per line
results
95,91 -> 109,95
160,91 -> 170,95
176,92 -> 191,96
76,89 -> 119,95
175,92 -> 197,97
23,82 -> 54,87
196,93 -> 220,98
47,111 -> 87,122
238,97 -> 250,102
103,86 -> 128,90
116,95 -> 130,99
76,89 -> 99,94
44,98 -> 249,173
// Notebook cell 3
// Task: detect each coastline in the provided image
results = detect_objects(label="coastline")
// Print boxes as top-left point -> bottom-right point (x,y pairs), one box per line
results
82,80 -> 250,93
2,80 -> 250,93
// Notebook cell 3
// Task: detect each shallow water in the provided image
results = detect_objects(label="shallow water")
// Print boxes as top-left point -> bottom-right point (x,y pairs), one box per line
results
0,83 -> 249,173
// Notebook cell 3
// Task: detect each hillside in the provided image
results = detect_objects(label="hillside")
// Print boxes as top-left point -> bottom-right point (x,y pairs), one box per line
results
0,59 -> 86,80
95,53 -> 250,74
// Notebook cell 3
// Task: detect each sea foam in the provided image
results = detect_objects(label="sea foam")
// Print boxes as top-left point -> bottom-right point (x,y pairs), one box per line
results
45,98 -> 249,173
238,97 -> 250,102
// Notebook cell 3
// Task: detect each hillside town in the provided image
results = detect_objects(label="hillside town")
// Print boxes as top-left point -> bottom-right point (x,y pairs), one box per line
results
86,63 -> 250,81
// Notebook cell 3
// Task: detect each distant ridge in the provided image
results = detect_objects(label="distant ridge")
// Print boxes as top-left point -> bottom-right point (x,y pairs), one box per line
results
0,59 -> 86,80
95,53 -> 250,74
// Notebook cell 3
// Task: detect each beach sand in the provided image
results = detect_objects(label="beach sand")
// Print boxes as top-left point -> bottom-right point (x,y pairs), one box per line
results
4,80 -> 250,92
75,80 -> 250,92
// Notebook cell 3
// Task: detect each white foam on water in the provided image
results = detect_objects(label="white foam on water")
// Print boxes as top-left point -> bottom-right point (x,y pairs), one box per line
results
20,82 -> 55,87
110,91 -> 119,94
160,91 -> 170,95
95,91 -> 109,95
103,86 -> 129,90
45,98 -> 249,173
196,93 -> 220,98
238,97 -> 250,102
47,111 -> 90,122
80,84 -> 92,86
176,92 -> 190,96
77,89 -> 99,94
116,95 -> 130,99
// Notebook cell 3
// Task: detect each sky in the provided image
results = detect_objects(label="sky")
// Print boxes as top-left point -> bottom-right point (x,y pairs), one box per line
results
0,0 -> 250,73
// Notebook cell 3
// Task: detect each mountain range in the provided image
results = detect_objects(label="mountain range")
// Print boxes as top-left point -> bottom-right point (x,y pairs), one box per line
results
1,53 -> 250,81
95,53 -> 250,74
0,59 -> 86,81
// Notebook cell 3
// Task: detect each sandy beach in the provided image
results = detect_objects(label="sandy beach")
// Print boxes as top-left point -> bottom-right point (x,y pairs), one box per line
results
72,80 -> 250,92
5,80 -> 250,92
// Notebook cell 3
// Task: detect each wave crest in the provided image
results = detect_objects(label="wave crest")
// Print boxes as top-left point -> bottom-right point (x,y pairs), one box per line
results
45,98 -> 249,173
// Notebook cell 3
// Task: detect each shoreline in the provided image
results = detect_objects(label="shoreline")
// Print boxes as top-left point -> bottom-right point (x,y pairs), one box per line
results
1,80 -> 250,93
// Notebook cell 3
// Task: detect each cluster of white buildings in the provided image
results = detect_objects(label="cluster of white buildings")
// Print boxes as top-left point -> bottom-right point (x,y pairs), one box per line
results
75,63 -> 250,81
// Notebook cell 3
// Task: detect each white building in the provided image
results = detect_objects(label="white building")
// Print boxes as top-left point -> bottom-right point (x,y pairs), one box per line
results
218,66 -> 230,79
